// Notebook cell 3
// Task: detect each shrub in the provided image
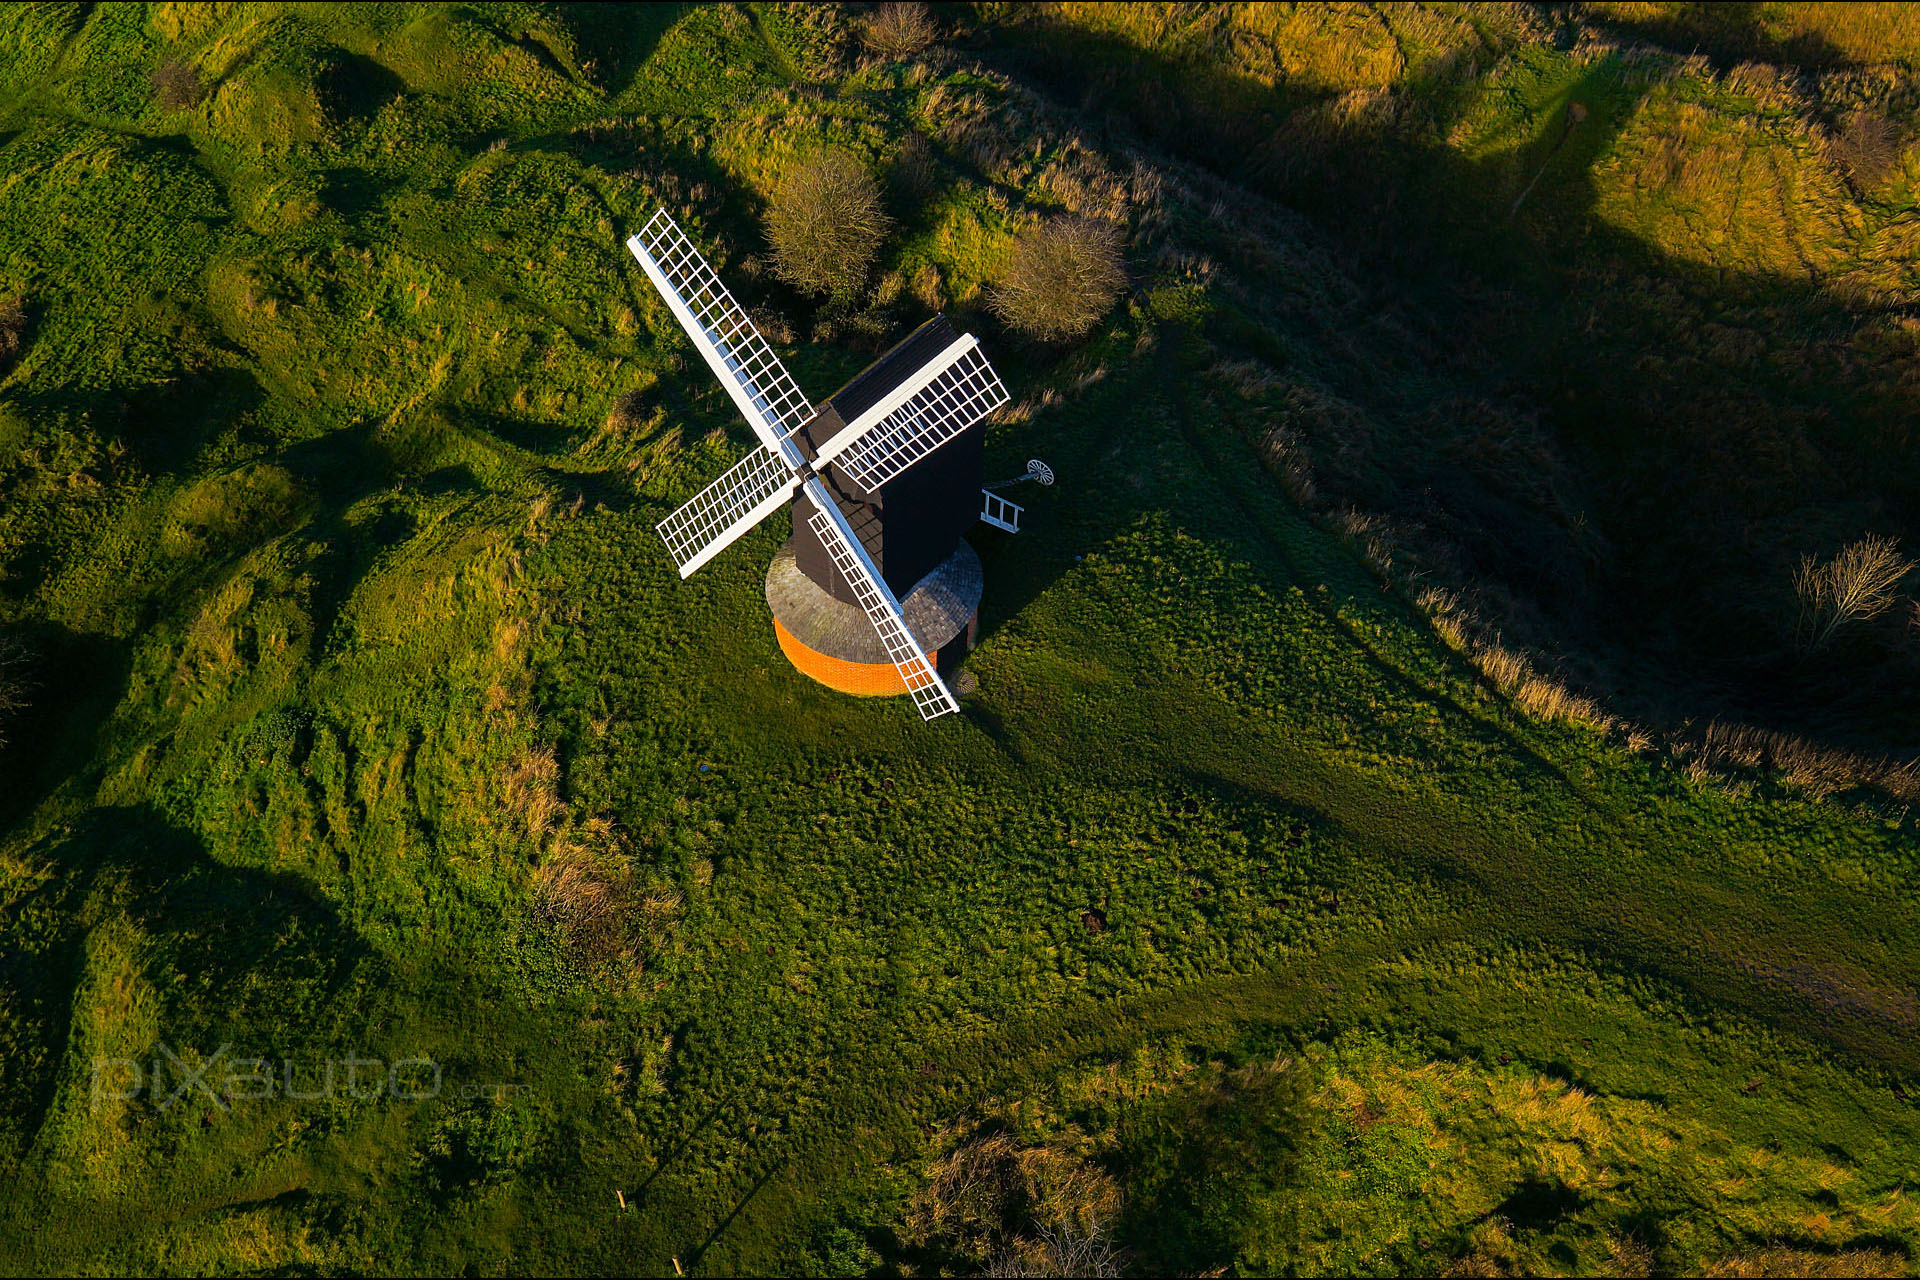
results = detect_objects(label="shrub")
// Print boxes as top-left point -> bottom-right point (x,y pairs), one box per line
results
0,637 -> 28,750
1794,534 -> 1914,653
764,149 -> 892,300
862,2 -> 938,60
0,295 -> 23,370
151,58 -> 207,111
990,218 -> 1127,343
1829,108 -> 1904,192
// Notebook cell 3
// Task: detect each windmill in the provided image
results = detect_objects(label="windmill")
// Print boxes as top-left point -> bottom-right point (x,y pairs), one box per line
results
628,209 -> 1028,721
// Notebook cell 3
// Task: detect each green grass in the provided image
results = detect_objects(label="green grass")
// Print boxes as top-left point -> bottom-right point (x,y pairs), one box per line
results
0,3 -> 1916,1275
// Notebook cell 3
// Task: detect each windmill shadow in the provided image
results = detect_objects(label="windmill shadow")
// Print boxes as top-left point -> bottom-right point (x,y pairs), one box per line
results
978,12 -> 1920,757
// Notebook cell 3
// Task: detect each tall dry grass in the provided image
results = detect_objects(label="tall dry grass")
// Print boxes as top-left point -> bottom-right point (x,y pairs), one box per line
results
1687,720 -> 1920,802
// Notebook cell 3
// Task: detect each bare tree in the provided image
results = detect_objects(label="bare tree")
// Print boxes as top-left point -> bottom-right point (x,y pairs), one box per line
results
990,218 -> 1127,343
764,149 -> 892,300
985,1214 -> 1122,1278
151,59 -> 207,111
0,295 -> 24,369
863,2 -> 939,60
1795,534 -> 1916,653
0,637 -> 29,751
1830,107 -> 1903,193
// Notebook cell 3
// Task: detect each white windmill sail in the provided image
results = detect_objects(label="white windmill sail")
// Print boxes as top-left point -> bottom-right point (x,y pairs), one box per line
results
826,339 -> 1009,492
626,209 -> 812,456
653,333 -> 1005,577
804,499 -> 960,721
655,447 -> 803,578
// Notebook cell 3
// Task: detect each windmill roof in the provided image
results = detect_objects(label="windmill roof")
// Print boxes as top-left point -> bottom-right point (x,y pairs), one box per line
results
821,314 -> 959,423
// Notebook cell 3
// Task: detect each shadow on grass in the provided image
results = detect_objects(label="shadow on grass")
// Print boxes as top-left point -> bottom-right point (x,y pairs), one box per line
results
0,622 -> 129,832
0,804 -> 373,1175
549,3 -> 686,100
978,14 -> 1920,759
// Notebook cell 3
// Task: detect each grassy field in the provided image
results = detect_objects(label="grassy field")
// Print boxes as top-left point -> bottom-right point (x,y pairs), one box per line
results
985,1 -> 1920,770
0,3 -> 1917,1275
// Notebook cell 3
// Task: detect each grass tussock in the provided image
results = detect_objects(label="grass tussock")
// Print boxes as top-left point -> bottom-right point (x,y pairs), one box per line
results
534,826 -> 682,975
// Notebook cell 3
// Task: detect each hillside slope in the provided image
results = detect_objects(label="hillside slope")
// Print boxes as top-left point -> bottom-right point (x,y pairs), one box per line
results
0,4 -> 1916,1275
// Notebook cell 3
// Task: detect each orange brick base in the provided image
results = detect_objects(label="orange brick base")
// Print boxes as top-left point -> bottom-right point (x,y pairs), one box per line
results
772,616 -> 908,697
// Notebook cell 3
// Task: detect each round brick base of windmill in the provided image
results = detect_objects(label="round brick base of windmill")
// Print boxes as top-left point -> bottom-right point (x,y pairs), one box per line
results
765,539 -> 981,697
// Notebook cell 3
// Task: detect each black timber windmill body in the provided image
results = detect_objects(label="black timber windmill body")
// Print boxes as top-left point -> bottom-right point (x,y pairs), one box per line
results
788,315 -> 987,606
628,210 -> 1035,720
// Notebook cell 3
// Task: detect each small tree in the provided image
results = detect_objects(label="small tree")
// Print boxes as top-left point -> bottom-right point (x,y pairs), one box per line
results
1831,107 -> 1902,193
989,218 -> 1127,343
151,58 -> 207,111
0,295 -> 24,370
1794,534 -> 1915,653
764,149 -> 892,300
863,2 -> 938,60
0,637 -> 28,751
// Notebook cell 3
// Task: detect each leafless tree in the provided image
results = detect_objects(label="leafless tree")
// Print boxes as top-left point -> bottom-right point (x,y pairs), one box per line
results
0,638 -> 29,750
1795,534 -> 1915,653
863,2 -> 939,60
0,295 -> 24,369
764,149 -> 892,300
985,1214 -> 1123,1278
990,218 -> 1127,343
1830,107 -> 1903,193
151,58 -> 207,111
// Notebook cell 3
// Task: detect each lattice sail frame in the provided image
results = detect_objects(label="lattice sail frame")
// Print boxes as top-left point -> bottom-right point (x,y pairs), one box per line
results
654,447 -> 801,578
831,342 -> 1010,492
627,209 -> 812,449
807,507 -> 960,721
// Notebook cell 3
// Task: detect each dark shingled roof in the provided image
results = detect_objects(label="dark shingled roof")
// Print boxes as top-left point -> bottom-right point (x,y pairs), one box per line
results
819,314 -> 959,424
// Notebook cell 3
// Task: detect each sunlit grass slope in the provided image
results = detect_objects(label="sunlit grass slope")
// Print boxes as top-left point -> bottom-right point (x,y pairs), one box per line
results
0,4 -> 1915,1275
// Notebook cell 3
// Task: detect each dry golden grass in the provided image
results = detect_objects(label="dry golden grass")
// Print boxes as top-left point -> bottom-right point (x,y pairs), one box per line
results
1691,720 -> 1920,802
1585,2 -> 1920,66
1703,1246 -> 1910,1278
1593,87 -> 1854,281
